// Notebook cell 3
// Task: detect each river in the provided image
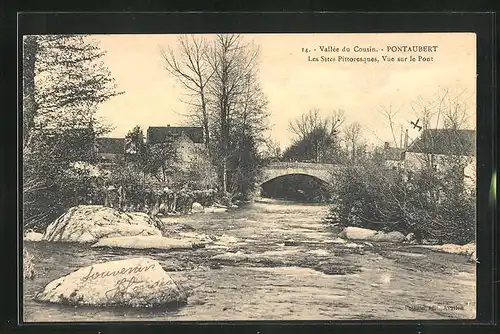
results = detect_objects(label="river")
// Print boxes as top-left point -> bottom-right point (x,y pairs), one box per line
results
23,200 -> 476,322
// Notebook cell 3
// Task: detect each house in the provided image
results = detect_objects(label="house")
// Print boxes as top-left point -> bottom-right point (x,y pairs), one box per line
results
383,142 -> 406,170
404,129 -> 476,188
94,137 -> 126,163
146,125 -> 205,171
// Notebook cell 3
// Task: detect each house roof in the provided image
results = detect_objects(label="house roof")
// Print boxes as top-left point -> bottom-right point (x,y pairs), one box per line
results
147,126 -> 204,145
95,138 -> 125,155
407,129 -> 476,156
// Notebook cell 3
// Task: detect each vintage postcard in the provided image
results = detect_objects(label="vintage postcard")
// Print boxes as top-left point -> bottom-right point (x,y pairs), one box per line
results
22,32 -> 476,322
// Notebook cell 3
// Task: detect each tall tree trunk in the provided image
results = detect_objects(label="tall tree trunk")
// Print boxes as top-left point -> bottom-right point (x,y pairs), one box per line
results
200,93 -> 210,150
222,157 -> 228,193
23,36 -> 39,148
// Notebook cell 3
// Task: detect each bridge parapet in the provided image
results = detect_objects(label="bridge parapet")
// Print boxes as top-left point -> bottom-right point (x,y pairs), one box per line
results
266,162 -> 340,170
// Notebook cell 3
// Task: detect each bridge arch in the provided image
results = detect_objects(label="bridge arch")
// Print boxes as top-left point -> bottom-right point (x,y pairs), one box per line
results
258,162 -> 339,186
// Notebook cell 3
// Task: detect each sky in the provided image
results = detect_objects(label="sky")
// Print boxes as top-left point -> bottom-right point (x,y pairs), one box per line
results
93,33 -> 476,150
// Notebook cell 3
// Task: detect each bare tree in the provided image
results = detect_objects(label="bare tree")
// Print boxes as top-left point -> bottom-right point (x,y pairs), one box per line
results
205,34 -> 264,192
407,88 -> 474,172
378,104 -> 403,148
286,109 -> 345,162
160,35 -> 214,149
262,137 -> 282,161
162,34 -> 267,196
343,122 -> 363,163
289,109 -> 344,141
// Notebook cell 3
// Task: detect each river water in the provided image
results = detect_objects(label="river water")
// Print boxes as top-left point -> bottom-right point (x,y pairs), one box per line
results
23,200 -> 476,322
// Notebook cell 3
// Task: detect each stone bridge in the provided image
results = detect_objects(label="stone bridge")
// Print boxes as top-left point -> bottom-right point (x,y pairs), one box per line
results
259,162 -> 344,185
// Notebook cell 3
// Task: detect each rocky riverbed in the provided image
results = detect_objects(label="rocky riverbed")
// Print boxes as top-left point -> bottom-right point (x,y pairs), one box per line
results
23,200 -> 476,321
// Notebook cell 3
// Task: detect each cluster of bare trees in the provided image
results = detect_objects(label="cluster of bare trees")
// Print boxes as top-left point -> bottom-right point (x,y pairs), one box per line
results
161,34 -> 268,197
283,108 -> 366,164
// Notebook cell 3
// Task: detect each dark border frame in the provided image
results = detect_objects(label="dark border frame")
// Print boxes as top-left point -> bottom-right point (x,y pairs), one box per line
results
2,11 -> 497,334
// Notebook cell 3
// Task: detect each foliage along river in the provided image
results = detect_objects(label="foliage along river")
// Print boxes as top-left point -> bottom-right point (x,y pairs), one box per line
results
23,200 -> 476,321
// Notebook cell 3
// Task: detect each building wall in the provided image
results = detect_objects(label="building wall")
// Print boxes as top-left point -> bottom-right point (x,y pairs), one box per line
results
173,134 -> 206,171
384,159 -> 404,170
464,157 -> 476,190
405,152 -> 476,189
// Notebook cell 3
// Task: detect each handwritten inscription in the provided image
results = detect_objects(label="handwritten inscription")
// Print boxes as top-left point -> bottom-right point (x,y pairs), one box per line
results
81,263 -> 156,282
79,263 -> 175,301
103,275 -> 174,301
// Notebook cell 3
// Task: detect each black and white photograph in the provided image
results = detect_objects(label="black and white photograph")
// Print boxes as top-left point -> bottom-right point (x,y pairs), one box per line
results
22,32 -> 477,322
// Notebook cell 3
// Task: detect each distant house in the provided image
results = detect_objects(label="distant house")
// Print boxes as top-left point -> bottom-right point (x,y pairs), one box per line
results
383,142 -> 405,170
146,125 -> 205,171
94,138 -> 126,163
404,129 -> 476,188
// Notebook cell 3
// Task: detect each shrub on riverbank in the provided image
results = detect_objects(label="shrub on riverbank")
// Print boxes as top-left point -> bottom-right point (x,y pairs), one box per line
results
327,156 -> 475,245
23,249 -> 36,280
23,153 -> 105,232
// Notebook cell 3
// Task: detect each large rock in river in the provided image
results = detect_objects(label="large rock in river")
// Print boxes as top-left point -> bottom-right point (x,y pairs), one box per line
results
92,235 -> 204,250
35,258 -> 187,307
370,231 -> 406,243
42,205 -> 162,243
339,227 -> 378,240
339,227 -> 405,243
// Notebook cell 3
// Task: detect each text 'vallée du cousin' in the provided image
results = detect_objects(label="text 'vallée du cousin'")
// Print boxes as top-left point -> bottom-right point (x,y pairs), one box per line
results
302,44 -> 439,63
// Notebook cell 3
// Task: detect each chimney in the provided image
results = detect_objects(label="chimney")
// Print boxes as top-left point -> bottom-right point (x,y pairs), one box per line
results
400,125 -> 403,148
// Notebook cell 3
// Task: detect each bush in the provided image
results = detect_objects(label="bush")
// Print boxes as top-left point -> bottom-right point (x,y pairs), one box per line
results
23,249 -> 36,280
23,161 -> 105,231
328,155 -> 475,244
23,129 -> 105,231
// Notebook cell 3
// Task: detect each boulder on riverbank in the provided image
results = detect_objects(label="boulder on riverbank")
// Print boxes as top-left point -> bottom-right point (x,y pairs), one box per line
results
191,202 -> 204,213
24,230 -> 44,242
42,205 -> 162,243
35,258 -> 187,307
339,227 -> 405,243
91,235 -> 205,250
